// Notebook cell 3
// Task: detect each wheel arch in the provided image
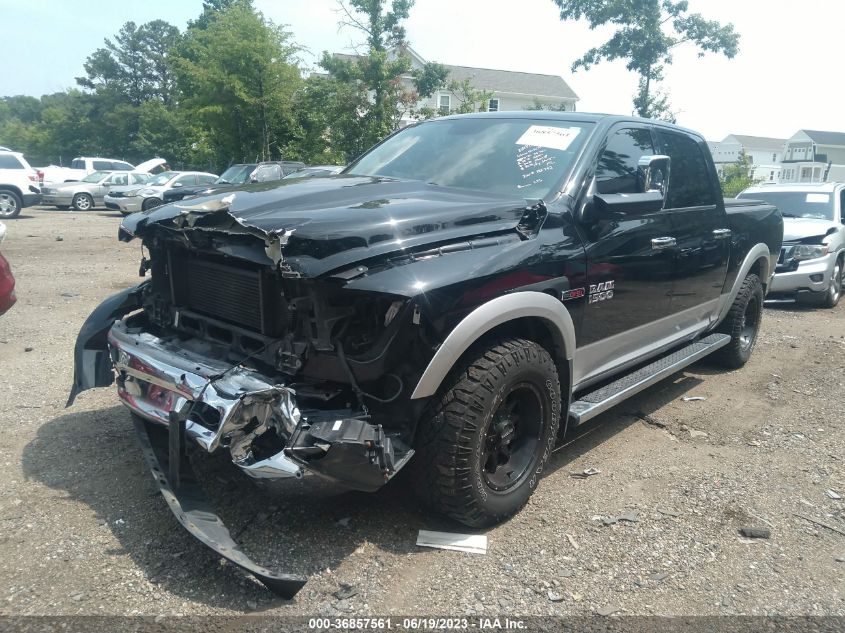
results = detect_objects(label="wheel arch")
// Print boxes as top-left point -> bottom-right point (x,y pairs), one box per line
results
715,243 -> 772,326
0,184 -> 24,199
410,291 -> 576,400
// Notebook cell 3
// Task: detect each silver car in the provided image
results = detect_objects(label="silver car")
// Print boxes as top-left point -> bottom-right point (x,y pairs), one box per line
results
104,171 -> 218,215
41,171 -> 153,211
738,182 -> 845,308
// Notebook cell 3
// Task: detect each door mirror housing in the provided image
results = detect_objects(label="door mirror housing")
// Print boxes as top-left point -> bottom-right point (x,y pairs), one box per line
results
593,191 -> 666,215
637,154 -> 670,195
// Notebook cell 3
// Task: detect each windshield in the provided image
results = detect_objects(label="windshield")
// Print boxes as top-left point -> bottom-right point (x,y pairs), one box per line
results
738,190 -> 835,221
347,118 -> 593,199
149,171 -> 177,186
216,164 -> 256,185
82,171 -> 110,183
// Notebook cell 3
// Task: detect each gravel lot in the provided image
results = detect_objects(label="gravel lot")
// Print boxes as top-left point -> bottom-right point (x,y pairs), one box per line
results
0,207 -> 843,617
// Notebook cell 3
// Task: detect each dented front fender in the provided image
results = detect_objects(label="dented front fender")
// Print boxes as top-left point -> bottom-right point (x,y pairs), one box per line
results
66,283 -> 147,407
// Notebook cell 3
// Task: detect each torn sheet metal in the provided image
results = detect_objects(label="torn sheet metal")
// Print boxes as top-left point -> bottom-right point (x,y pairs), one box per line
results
416,530 -> 488,554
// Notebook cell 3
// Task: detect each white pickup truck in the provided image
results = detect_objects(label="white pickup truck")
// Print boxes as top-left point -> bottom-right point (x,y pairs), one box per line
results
39,157 -> 166,186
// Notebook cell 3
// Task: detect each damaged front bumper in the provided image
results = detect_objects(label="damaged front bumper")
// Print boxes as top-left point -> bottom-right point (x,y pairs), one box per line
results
109,319 -> 305,480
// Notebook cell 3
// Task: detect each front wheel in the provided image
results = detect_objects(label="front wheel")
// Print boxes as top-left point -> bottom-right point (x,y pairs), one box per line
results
141,197 -> 162,211
411,338 -> 560,527
713,273 -> 763,369
821,258 -> 842,308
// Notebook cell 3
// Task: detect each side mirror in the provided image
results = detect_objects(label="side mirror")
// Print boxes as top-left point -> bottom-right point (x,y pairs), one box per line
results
637,154 -> 671,195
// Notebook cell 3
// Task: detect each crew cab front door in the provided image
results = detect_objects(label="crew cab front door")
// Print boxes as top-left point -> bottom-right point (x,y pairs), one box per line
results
573,125 -> 674,384
653,128 -> 730,316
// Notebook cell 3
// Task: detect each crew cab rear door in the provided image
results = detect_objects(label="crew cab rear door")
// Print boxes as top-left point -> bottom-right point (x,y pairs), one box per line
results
576,124 -> 674,348
653,128 -> 730,316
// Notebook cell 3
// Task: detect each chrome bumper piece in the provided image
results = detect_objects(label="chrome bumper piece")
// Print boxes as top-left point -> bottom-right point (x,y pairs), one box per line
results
108,320 -> 303,479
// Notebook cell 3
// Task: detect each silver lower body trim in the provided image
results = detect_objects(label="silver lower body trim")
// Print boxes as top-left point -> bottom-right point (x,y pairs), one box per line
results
107,320 -> 303,479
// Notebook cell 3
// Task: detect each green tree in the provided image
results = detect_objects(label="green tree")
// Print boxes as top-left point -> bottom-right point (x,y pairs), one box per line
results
720,150 -> 758,198
77,20 -> 181,106
319,0 -> 447,159
552,0 -> 739,119
173,1 -> 302,166
524,97 -> 571,112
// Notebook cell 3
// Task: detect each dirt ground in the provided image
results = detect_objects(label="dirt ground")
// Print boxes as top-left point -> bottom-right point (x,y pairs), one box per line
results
0,206 -> 843,617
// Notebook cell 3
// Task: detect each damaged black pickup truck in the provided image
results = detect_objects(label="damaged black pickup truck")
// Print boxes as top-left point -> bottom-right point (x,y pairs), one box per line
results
69,113 -> 782,598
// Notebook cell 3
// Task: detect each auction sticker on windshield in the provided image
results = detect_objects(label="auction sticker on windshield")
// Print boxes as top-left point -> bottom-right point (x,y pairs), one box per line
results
806,193 -> 830,203
516,125 -> 581,151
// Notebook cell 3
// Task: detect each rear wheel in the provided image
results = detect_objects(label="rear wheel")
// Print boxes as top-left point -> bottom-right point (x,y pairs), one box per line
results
0,189 -> 22,219
411,338 -> 560,527
72,193 -> 93,211
713,273 -> 763,369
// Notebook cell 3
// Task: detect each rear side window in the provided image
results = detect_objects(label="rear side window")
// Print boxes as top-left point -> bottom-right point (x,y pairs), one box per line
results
655,130 -> 716,208
71,159 -> 84,169
595,128 -> 654,194
112,161 -> 133,170
92,160 -> 112,170
0,155 -> 24,169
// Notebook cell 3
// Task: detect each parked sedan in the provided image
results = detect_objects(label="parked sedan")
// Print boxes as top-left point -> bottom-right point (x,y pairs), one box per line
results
0,223 -> 16,316
41,171 -> 153,211
161,161 -> 304,204
104,171 -> 217,215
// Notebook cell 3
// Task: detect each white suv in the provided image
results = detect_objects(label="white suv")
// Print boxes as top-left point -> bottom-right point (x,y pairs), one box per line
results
0,151 -> 41,219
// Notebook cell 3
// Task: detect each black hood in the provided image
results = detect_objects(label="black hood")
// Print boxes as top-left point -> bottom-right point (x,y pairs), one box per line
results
121,175 -> 533,277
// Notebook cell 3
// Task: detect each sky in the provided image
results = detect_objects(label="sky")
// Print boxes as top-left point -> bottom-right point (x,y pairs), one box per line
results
1,0 -> 842,142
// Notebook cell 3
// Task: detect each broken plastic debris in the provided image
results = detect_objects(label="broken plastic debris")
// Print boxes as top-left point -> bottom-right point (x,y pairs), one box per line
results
738,526 -> 771,539
825,489 -> 842,500
570,467 -> 601,479
416,530 -> 487,554
682,396 -> 706,402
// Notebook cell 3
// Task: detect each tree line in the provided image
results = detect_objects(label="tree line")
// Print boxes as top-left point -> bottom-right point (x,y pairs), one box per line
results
1,0 -> 739,172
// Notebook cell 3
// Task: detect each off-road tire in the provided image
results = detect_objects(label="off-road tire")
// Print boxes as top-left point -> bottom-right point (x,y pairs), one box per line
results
820,257 -> 842,309
0,189 -> 22,219
72,193 -> 93,211
411,338 -> 560,527
713,273 -> 763,369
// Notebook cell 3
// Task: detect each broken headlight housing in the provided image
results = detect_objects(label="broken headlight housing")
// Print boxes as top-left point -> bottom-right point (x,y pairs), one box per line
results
790,244 -> 829,262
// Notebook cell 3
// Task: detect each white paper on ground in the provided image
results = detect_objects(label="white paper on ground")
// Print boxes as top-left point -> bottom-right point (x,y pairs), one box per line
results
515,125 -> 580,151
416,530 -> 488,554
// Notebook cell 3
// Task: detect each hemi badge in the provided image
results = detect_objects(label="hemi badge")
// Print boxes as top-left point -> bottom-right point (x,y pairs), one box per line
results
561,288 -> 585,301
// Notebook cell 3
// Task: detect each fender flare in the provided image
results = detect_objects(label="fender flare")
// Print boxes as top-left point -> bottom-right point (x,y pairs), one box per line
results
410,291 -> 576,399
714,243 -> 772,325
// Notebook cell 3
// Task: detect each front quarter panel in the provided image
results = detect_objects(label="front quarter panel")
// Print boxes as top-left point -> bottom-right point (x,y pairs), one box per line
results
66,283 -> 147,406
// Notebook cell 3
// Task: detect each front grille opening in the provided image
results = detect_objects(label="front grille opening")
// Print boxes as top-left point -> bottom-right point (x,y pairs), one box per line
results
164,249 -> 286,336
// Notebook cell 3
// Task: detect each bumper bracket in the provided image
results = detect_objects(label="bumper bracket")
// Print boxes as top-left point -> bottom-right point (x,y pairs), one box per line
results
133,416 -> 307,599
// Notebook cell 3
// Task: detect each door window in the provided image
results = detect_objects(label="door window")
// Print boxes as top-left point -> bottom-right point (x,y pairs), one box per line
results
110,173 -> 128,186
595,128 -> 654,194
0,155 -> 24,169
655,130 -> 716,208
92,160 -> 112,170
174,175 -> 196,186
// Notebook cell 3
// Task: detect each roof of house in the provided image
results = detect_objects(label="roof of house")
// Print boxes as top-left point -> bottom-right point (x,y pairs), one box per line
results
799,130 -> 845,146
330,53 -> 578,100
441,65 -> 577,100
724,134 -> 786,151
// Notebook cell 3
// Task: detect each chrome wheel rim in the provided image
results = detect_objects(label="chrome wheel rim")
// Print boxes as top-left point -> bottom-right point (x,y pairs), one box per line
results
830,263 -> 842,303
0,194 -> 17,217
75,195 -> 92,210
